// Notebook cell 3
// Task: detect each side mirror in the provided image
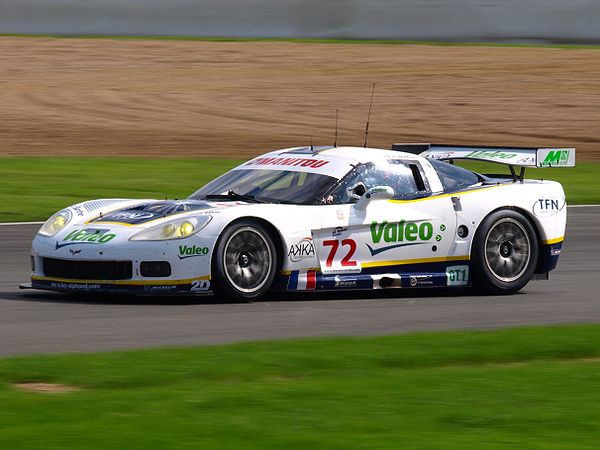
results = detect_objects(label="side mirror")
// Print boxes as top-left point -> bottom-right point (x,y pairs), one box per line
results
347,182 -> 366,200
354,186 -> 395,210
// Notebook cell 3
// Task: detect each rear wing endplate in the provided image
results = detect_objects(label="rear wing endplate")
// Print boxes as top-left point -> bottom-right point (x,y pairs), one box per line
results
391,143 -> 576,168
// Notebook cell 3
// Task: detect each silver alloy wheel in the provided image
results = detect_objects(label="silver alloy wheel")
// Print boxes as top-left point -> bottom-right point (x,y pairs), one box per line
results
223,226 -> 272,293
484,217 -> 531,283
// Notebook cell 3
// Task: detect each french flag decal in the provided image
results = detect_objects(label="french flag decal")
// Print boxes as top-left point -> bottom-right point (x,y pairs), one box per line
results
288,270 -> 317,290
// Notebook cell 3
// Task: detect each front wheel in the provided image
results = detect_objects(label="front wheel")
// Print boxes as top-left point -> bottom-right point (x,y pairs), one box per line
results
212,220 -> 278,301
471,210 -> 539,294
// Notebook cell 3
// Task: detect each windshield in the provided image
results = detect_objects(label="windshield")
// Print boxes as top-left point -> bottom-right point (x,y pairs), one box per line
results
188,169 -> 339,205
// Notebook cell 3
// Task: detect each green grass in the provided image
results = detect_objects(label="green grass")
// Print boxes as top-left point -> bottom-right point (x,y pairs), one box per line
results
1,325 -> 600,448
2,33 -> 600,49
0,157 -> 598,222
0,157 -> 244,222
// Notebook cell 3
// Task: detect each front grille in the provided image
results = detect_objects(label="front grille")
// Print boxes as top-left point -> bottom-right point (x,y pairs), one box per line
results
42,258 -> 132,280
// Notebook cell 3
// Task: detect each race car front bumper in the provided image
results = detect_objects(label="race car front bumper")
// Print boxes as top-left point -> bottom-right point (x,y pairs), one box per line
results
28,274 -> 212,296
30,228 -> 215,295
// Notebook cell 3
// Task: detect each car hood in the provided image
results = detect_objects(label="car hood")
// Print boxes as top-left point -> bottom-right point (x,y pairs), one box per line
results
87,200 -> 215,226
64,198 -> 259,232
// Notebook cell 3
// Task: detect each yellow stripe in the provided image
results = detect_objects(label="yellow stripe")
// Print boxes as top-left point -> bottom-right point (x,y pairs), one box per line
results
32,275 -> 210,285
388,184 -> 503,204
362,255 -> 469,269
82,220 -> 137,227
543,236 -> 564,245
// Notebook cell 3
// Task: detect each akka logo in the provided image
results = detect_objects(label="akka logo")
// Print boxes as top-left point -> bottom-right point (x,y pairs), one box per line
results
56,229 -> 116,249
178,245 -> 209,259
288,238 -> 315,262
366,220 -> 436,256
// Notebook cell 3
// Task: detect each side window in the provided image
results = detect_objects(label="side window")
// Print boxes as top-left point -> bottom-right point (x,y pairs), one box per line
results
330,162 -> 427,204
428,159 -> 480,192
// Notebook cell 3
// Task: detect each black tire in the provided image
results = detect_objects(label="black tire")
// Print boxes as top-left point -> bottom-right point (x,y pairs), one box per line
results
212,220 -> 278,301
471,210 -> 539,294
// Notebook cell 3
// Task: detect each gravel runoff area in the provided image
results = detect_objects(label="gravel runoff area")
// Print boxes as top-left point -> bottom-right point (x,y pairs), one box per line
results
0,37 -> 599,159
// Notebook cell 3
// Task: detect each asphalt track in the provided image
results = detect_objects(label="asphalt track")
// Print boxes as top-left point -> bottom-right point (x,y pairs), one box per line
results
0,207 -> 599,357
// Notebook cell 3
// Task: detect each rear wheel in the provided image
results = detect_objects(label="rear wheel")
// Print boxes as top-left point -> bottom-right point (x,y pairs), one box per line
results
472,210 -> 538,294
212,220 -> 278,301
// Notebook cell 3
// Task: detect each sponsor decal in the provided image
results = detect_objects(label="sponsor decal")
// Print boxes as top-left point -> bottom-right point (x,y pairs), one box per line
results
288,238 -> 315,262
178,245 -> 210,260
104,211 -> 154,221
72,205 -> 85,217
425,152 -> 455,160
68,249 -> 82,255
533,197 -> 565,217
550,247 -> 562,256
144,285 -> 178,292
409,275 -> 434,287
336,209 -> 345,220
246,157 -> 329,169
56,228 -> 117,249
288,270 -> 317,290
50,282 -> 101,290
332,226 -> 348,237
367,220 -> 436,256
446,265 -> 469,286
321,238 -> 361,274
516,156 -> 536,165
93,201 -> 210,225
541,150 -> 570,167
191,280 -> 211,292
465,150 -> 517,160
370,220 -> 434,243
334,276 -> 357,288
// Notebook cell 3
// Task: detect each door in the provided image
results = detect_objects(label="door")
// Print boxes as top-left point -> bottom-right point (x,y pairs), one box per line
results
312,160 -> 457,275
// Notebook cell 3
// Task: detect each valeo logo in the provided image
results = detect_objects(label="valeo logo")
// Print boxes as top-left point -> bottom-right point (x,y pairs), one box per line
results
542,149 -> 570,166
370,220 -> 434,244
465,150 -> 517,160
178,245 -> 209,259
367,220 -> 437,256
56,228 -> 117,249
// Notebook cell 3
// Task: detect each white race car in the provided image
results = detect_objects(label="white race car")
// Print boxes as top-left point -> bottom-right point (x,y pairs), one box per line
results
24,144 -> 574,300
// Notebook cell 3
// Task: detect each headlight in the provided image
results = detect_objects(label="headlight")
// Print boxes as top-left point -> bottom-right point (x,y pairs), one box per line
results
129,216 -> 212,241
38,209 -> 73,237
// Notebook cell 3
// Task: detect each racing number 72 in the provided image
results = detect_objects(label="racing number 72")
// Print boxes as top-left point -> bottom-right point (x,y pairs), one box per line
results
322,239 -> 357,267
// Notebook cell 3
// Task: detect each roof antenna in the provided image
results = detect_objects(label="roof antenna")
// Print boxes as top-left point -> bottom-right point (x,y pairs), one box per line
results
363,83 -> 375,148
333,108 -> 339,147
309,135 -> 314,150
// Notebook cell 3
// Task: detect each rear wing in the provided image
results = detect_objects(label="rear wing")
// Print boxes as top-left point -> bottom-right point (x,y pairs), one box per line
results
391,143 -> 576,181
391,143 -> 575,168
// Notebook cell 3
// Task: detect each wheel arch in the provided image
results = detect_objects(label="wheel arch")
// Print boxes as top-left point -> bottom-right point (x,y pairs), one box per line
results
211,216 -> 285,273
470,205 -> 543,266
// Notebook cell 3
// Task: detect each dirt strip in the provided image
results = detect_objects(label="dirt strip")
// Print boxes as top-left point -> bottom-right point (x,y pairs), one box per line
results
1,38 -> 598,159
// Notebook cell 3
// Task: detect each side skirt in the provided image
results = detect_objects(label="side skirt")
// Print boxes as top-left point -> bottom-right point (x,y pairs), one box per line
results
282,261 -> 471,291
